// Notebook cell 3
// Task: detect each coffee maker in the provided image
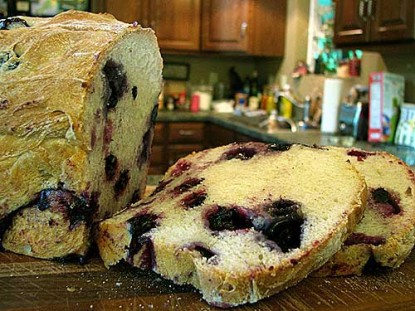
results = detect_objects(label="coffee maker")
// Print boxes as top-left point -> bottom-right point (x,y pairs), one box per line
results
338,85 -> 369,141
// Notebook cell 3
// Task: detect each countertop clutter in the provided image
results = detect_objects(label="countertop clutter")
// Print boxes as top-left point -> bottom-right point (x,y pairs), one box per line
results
155,110 -> 415,165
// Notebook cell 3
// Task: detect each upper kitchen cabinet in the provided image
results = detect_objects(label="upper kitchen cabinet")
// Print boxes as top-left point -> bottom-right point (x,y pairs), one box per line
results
202,0 -> 287,56
97,0 -> 286,56
201,0 -> 250,52
334,0 -> 415,45
148,0 -> 201,51
103,0 -> 148,24
103,0 -> 201,51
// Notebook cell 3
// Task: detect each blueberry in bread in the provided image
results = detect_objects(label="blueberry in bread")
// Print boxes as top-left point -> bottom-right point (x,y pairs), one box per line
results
314,147 -> 415,276
0,11 -> 163,260
96,142 -> 367,307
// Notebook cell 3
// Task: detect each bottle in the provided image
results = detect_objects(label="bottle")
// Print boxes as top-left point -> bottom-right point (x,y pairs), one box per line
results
278,84 -> 293,119
249,70 -> 259,97
348,50 -> 361,77
248,70 -> 260,110
243,76 -> 251,95
314,53 -> 324,74
265,88 -> 275,113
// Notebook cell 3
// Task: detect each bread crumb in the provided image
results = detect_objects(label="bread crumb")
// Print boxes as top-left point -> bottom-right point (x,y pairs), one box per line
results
66,286 -> 76,292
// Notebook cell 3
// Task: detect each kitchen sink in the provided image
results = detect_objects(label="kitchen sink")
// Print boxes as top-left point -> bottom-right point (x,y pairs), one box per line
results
228,113 -> 318,133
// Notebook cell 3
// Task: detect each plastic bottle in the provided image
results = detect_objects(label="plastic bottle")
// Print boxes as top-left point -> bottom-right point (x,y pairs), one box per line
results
279,84 -> 293,119
248,70 -> 260,110
265,89 -> 275,113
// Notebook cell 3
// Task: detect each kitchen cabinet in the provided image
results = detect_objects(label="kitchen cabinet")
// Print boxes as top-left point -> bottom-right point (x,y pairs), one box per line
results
201,0 -> 250,52
149,121 -> 260,174
102,0 -> 201,51
204,123 -> 260,147
96,0 -> 286,57
148,123 -> 167,175
202,0 -> 286,56
149,122 -> 206,174
334,0 -> 415,45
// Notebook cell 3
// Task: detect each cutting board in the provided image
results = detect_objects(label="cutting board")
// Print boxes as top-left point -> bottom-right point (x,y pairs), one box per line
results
2,185 -> 415,310
1,249 -> 415,311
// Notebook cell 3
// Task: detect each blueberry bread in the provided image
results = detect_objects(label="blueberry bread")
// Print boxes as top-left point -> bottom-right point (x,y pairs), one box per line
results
0,11 -> 163,260
315,148 -> 415,276
96,143 -> 367,307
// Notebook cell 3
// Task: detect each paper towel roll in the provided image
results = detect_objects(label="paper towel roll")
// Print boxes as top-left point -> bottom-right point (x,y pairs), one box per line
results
321,78 -> 344,133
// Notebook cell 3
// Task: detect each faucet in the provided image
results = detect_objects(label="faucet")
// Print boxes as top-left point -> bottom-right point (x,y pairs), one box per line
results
277,94 -> 319,130
259,110 -> 298,132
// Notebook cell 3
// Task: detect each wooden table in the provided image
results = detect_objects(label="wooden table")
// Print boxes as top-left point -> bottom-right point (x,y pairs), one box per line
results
1,249 -> 415,311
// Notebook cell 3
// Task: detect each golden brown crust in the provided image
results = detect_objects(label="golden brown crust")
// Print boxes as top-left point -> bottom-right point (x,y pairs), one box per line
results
1,10 -> 163,260
96,143 -> 367,307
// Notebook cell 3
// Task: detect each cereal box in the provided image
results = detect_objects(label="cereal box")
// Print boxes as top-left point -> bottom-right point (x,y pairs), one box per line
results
368,72 -> 405,142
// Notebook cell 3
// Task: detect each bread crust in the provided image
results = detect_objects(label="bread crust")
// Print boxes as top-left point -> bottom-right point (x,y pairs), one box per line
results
97,143 -> 367,307
0,11 -> 162,259
315,148 -> 415,276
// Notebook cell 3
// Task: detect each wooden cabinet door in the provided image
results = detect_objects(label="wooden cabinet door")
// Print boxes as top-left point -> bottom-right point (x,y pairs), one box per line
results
150,0 -> 201,51
104,0 -> 148,24
248,0 -> 286,57
334,0 -> 370,45
168,144 -> 204,166
370,0 -> 415,42
205,123 -> 236,147
168,122 -> 205,143
202,0 -> 250,52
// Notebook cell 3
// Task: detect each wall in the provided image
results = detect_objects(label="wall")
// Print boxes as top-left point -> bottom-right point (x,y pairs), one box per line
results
276,0 -> 310,84
381,54 -> 415,102
163,54 -> 255,94
162,54 -> 282,100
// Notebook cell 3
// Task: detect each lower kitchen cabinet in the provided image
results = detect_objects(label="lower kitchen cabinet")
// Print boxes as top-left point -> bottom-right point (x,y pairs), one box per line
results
205,122 -> 261,147
149,122 -> 206,174
149,121 -> 260,174
205,123 -> 235,147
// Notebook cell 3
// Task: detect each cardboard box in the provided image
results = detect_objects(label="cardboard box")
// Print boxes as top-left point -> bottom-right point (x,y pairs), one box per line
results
368,72 -> 405,142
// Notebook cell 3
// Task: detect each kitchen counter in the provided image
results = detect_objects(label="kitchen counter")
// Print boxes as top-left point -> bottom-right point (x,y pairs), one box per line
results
156,110 -> 415,166
2,233 -> 415,311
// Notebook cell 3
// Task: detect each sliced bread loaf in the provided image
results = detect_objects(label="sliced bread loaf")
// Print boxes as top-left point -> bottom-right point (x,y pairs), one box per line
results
96,143 -> 367,307
315,147 -> 415,276
0,11 -> 162,260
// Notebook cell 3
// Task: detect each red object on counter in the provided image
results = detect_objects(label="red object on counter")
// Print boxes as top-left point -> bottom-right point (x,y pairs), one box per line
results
190,94 -> 200,112
348,58 -> 361,77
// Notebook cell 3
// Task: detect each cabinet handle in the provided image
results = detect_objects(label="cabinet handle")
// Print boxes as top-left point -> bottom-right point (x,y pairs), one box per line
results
358,0 -> 368,21
367,0 -> 375,20
240,22 -> 248,39
179,129 -> 195,136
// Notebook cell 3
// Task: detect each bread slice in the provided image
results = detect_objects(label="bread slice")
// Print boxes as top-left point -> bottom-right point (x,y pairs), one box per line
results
315,147 -> 415,276
96,143 -> 367,307
0,11 -> 162,260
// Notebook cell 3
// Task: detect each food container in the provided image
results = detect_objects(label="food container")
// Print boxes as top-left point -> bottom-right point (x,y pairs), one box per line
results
192,84 -> 213,111
368,72 -> 404,142
395,103 -> 415,148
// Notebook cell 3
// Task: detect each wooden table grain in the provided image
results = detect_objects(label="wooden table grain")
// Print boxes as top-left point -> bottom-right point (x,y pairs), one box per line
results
1,249 -> 415,311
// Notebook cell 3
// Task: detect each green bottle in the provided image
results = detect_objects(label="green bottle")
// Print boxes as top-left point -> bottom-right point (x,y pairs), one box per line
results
389,97 -> 400,143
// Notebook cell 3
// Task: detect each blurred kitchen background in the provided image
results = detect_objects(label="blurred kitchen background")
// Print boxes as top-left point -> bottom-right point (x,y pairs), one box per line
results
2,0 -> 415,170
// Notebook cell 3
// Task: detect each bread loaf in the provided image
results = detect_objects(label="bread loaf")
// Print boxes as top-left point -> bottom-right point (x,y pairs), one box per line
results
0,11 -> 163,260
96,143 -> 366,307
315,147 -> 415,276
